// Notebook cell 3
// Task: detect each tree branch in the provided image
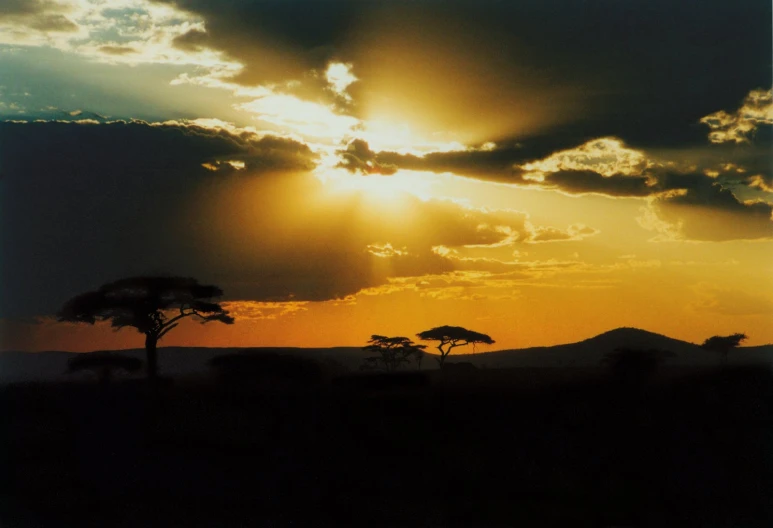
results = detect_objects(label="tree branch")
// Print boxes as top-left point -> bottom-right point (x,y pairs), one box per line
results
161,311 -> 193,329
158,322 -> 179,340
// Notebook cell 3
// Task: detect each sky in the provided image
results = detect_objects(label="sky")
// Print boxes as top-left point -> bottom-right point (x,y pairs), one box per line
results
1,0 -> 772,352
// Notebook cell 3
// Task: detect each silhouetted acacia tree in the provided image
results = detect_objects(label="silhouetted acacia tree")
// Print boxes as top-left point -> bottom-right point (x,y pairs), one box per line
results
416,326 -> 494,367
702,333 -> 748,365
362,335 -> 427,372
68,352 -> 142,385
601,348 -> 675,383
58,276 -> 234,381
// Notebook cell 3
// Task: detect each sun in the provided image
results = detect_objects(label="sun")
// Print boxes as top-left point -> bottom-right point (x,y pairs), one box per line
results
328,170 -> 433,200
313,149 -> 437,201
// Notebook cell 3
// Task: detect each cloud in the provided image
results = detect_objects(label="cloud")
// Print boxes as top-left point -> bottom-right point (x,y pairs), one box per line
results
519,137 -> 651,177
690,284 -> 773,316
97,45 -> 138,56
234,88 -> 359,141
172,28 -> 209,52
349,136 -> 773,241
5,1 -> 771,159
513,169 -> 655,198
1,119 -> 604,319
336,139 -> 397,175
528,224 -> 599,243
148,0 -> 769,149
748,174 -> 773,193
219,300 -> 308,321
325,62 -> 357,102
642,184 -> 773,241
363,137 -> 663,197
0,0 -> 240,73
0,0 -> 78,33
0,120 -> 318,317
354,252 -> 642,300
700,88 -> 773,143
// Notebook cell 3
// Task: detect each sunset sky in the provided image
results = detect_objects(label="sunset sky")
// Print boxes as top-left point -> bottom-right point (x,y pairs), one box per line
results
1,0 -> 772,352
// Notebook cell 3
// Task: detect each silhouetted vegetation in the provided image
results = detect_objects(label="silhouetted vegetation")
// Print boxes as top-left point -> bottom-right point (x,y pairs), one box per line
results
702,333 -> 748,365
5,362 -> 773,526
67,352 -> 142,385
209,352 -> 324,389
600,348 -> 675,383
442,361 -> 478,372
416,325 -> 494,367
5,325 -> 773,526
332,371 -> 431,392
57,276 -> 234,381
361,335 -> 426,372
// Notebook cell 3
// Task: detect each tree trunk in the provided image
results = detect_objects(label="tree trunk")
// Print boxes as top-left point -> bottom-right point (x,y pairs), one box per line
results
437,345 -> 447,368
145,333 -> 158,381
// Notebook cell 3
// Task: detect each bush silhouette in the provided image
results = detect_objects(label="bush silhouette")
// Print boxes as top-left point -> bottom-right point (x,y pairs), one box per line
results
601,348 -> 675,382
67,352 -> 142,385
209,353 -> 323,389
362,335 -> 426,372
701,333 -> 748,365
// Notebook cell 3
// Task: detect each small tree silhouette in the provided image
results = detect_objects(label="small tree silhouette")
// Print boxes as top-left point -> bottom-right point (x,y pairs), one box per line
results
601,348 -> 675,383
702,333 -> 748,365
362,335 -> 427,372
68,352 -> 142,385
58,276 -> 234,382
416,326 -> 494,368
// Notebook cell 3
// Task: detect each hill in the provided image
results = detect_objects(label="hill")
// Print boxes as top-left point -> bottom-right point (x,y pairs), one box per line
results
443,327 -> 773,368
1,327 -> 771,384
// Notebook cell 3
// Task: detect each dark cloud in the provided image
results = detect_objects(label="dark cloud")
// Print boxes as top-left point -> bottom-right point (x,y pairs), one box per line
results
98,46 -> 138,56
161,0 -> 364,85
159,0 -> 769,148
358,134 -> 590,182
341,139 -> 656,196
0,120 -> 317,318
512,170 -> 654,198
0,120 -> 568,318
0,0 -> 78,32
345,138 -> 773,240
650,183 -> 773,241
336,139 -> 396,175
377,146 -> 533,181
172,29 -> 210,52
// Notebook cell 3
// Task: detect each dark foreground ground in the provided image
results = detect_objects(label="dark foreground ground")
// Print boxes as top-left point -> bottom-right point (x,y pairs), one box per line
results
3,366 -> 773,527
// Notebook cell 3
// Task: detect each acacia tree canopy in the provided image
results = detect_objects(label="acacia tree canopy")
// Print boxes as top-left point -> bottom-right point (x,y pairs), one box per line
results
416,325 -> 494,367
362,335 -> 427,372
58,276 -> 234,379
701,333 -> 748,364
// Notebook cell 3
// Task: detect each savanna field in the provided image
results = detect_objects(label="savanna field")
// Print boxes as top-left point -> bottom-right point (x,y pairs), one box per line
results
3,359 -> 773,527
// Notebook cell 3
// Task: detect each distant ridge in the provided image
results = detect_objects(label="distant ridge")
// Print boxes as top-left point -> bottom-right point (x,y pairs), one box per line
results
1,328 -> 771,384
450,327 -> 772,368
